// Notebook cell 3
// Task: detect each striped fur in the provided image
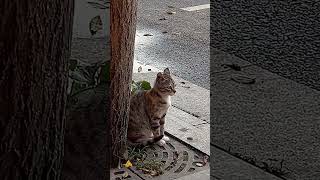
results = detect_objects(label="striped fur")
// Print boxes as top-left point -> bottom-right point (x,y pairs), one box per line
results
127,68 -> 176,146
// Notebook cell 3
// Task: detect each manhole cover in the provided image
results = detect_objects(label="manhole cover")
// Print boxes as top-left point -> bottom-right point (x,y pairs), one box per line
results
111,133 -> 209,180
111,168 -> 142,180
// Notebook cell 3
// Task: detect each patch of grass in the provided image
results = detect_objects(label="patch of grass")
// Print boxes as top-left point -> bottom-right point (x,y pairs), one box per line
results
135,159 -> 164,176
127,145 -> 164,177
127,145 -> 148,161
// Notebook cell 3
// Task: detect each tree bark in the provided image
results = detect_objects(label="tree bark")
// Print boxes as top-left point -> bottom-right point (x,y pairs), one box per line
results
110,0 -> 138,168
0,0 -> 74,179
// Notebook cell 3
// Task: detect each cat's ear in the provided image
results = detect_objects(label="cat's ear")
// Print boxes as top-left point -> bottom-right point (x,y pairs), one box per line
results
157,72 -> 163,77
164,68 -> 170,75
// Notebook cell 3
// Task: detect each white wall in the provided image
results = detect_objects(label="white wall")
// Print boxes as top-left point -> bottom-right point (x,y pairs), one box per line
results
72,0 -> 110,38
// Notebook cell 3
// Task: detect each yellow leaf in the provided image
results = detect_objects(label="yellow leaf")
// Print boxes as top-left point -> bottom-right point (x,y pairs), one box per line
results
124,160 -> 133,168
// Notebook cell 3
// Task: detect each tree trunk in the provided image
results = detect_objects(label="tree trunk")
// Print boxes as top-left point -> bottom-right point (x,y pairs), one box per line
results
0,0 -> 74,179
110,0 -> 138,168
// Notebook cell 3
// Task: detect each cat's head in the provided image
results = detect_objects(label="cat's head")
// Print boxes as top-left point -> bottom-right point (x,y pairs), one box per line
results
154,68 -> 176,96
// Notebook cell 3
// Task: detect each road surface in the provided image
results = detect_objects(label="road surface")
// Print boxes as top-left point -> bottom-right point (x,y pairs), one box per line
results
135,0 -> 210,89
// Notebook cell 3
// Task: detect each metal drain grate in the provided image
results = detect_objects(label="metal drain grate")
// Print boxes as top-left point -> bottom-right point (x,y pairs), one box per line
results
111,168 -> 142,180
111,134 -> 209,180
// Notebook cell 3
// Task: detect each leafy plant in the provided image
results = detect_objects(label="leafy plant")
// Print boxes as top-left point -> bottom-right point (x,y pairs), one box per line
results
128,145 -> 148,161
67,58 -> 110,97
131,80 -> 152,94
67,58 -> 152,104
68,7 -> 151,103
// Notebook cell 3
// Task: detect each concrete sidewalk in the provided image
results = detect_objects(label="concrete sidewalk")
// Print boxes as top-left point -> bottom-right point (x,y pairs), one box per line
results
132,61 -> 282,180
211,48 -> 320,180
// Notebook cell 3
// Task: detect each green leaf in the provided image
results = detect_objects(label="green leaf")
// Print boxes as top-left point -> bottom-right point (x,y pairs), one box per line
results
131,80 -> 151,94
131,81 -> 139,94
139,81 -> 151,90
69,65 -> 101,86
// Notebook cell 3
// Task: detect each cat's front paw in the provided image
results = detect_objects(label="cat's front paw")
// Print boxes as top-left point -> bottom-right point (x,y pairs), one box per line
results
156,139 -> 166,146
162,135 -> 170,142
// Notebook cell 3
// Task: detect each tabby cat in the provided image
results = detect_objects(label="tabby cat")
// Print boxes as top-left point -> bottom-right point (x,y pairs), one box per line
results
128,68 -> 176,146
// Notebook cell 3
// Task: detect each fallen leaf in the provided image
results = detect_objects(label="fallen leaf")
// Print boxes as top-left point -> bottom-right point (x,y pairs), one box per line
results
122,171 -> 129,178
167,11 -> 176,15
195,162 -> 204,167
143,33 -> 153,36
162,31 -> 168,34
187,137 -> 193,140
138,66 -> 142,72
150,170 -> 158,176
222,63 -> 241,71
159,17 -> 167,20
179,128 -> 189,132
231,75 -> 256,84
124,160 -> 133,168
89,15 -> 103,36
140,168 -> 151,174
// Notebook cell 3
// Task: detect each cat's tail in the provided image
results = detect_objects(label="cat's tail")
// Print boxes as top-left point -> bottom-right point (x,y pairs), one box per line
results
128,135 -> 164,146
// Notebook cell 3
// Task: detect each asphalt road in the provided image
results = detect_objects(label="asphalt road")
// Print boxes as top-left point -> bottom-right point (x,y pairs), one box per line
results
210,1 -> 320,91
135,0 -> 210,89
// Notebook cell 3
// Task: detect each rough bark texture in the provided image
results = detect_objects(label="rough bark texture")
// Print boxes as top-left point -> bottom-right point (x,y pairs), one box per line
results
110,0 -> 138,168
0,0 -> 74,180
